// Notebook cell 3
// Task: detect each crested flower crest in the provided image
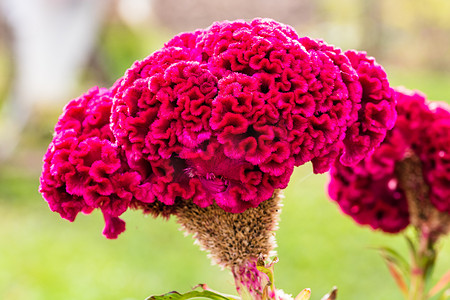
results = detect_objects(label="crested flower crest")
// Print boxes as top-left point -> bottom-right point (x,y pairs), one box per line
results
40,18 -> 396,238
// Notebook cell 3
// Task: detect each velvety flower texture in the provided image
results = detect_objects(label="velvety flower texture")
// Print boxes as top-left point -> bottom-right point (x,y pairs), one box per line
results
39,87 -> 155,238
41,18 -> 396,238
110,19 -> 396,213
328,88 -> 450,233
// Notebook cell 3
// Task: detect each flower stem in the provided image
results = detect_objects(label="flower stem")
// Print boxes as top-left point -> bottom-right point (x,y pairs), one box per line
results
175,190 -> 283,298
232,258 -> 269,300
395,153 -> 444,300
408,227 -> 436,300
232,257 -> 282,300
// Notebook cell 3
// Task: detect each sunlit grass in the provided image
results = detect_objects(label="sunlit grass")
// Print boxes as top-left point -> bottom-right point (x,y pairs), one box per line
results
0,51 -> 449,300
1,163 -> 449,300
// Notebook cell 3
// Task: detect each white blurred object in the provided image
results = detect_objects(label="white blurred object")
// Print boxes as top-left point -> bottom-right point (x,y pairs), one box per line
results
0,0 -> 108,160
117,0 -> 153,27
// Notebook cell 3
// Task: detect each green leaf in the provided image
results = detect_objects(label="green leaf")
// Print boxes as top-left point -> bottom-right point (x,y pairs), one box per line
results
404,233 -> 418,262
422,248 -> 437,284
375,246 -> 411,281
146,289 -> 237,300
385,259 -> 409,297
374,246 -> 410,297
257,265 -> 274,290
146,291 -> 183,300
256,256 -> 278,292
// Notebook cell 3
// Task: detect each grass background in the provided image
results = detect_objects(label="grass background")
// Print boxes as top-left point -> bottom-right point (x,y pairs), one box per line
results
1,160 -> 449,300
0,26 -> 450,299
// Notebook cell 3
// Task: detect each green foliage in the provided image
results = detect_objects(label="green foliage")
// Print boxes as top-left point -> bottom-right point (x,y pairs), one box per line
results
376,246 -> 410,297
146,288 -> 236,300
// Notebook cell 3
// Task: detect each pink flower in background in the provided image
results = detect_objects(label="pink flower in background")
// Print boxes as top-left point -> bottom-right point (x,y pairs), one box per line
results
41,18 -> 396,238
328,88 -> 450,233
419,103 -> 450,214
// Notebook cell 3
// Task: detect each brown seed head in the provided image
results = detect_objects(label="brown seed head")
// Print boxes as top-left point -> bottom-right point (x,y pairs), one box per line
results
175,189 -> 283,268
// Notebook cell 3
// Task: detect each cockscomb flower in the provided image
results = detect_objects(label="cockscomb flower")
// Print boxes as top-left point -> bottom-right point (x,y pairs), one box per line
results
40,18 -> 397,241
109,18 -> 396,217
39,86 -> 158,239
40,19 -> 397,233
40,18 -> 396,300
328,88 -> 450,235
328,88 -> 450,300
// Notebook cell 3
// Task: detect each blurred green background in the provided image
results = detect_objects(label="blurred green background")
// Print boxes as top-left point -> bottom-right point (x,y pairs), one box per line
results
0,0 -> 449,299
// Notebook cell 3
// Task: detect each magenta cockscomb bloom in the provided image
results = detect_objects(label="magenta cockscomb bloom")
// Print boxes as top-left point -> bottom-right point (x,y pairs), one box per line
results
39,87 -> 155,238
110,18 -> 396,214
328,88 -> 450,233
419,103 -> 450,215
41,18 -> 396,238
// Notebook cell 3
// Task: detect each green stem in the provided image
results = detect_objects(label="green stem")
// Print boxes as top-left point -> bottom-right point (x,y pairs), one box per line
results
395,154 -> 441,300
408,228 -> 436,300
409,265 -> 426,300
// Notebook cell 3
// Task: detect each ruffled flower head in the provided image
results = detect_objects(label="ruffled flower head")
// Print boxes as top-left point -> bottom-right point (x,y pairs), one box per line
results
40,18 -> 396,238
328,88 -> 450,234
39,87 -> 155,238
